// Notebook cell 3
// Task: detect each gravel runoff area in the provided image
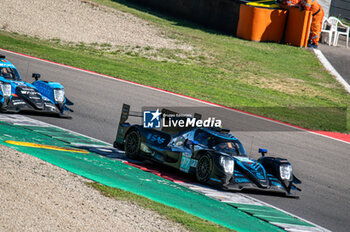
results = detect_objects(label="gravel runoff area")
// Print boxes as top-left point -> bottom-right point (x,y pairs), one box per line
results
1,1 -> 191,230
0,145 -> 188,232
0,0 -> 191,50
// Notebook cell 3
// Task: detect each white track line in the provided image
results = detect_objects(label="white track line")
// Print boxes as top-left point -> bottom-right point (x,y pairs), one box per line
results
313,48 -> 350,94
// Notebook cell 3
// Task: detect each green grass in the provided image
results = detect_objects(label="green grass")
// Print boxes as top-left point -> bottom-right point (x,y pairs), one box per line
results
338,17 -> 350,27
87,182 -> 235,232
0,0 -> 349,132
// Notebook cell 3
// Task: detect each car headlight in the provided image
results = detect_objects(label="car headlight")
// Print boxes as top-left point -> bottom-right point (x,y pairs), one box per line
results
280,164 -> 292,181
0,82 -> 12,97
54,88 -> 65,103
220,156 -> 234,174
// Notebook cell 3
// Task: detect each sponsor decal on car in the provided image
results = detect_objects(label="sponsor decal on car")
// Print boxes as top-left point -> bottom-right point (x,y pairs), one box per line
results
235,178 -> 250,183
147,133 -> 166,144
210,177 -> 222,183
180,152 -> 192,173
190,159 -> 198,168
12,100 -> 26,105
234,156 -> 254,163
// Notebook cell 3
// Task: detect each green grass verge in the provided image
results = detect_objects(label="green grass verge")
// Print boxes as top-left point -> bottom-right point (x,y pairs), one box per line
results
0,0 -> 349,132
87,182 -> 235,232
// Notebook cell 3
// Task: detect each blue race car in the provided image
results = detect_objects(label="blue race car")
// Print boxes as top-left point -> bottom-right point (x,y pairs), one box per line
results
0,54 -> 73,117
114,104 -> 302,197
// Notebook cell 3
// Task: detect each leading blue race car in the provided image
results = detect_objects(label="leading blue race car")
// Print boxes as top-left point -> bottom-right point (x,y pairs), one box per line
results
114,104 -> 302,197
0,54 -> 73,117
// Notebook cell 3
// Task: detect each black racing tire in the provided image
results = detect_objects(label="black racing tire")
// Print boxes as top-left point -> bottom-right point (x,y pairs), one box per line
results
124,130 -> 142,160
195,153 -> 213,183
113,141 -> 124,151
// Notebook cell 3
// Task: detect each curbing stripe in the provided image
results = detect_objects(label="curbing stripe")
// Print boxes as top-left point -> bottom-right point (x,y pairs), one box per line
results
272,223 -> 328,232
0,48 -> 349,145
4,140 -> 89,153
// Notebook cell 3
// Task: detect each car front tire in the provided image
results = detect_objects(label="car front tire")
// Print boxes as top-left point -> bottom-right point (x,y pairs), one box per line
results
196,153 -> 213,183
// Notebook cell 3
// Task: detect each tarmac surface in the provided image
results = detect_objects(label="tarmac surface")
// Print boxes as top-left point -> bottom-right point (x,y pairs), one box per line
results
318,36 -> 350,83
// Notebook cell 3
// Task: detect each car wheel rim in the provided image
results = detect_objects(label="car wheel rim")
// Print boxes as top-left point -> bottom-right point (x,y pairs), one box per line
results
126,132 -> 138,155
198,156 -> 210,181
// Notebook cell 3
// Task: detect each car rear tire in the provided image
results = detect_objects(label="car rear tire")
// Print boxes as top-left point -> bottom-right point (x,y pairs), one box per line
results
113,141 -> 124,150
124,130 -> 142,160
196,153 -> 213,183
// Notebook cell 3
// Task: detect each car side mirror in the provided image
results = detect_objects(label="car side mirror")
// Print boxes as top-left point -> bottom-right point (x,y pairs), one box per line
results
185,140 -> 199,152
259,148 -> 268,157
186,139 -> 199,146
32,73 -> 41,81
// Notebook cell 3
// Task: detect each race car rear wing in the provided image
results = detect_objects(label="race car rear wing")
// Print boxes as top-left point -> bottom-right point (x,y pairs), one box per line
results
118,103 -> 149,125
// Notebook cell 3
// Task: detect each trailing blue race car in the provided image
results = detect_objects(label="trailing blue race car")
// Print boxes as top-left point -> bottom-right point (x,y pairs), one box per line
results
0,54 -> 73,117
114,104 -> 302,197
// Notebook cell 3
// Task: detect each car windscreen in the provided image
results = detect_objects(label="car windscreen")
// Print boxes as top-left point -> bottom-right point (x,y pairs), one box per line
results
212,140 -> 246,156
0,67 -> 22,81
194,129 -> 247,156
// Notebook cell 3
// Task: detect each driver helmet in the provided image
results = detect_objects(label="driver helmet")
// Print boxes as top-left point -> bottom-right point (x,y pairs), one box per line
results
0,67 -> 11,78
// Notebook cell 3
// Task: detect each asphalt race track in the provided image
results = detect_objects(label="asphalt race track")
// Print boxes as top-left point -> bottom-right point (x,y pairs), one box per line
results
2,50 -> 349,232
